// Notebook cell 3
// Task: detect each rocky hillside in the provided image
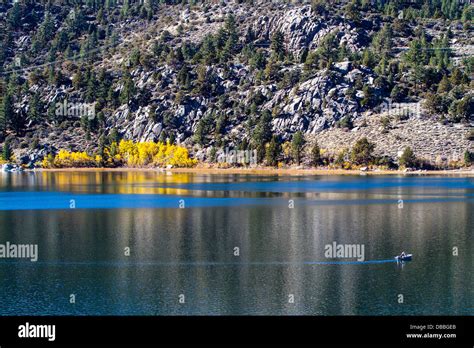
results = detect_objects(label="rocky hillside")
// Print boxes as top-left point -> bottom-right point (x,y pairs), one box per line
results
0,0 -> 473,168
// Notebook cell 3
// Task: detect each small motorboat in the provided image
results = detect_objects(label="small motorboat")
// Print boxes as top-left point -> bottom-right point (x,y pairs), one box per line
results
395,253 -> 413,262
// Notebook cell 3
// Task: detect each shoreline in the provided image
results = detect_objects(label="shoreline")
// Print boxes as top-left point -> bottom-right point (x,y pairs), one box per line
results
30,167 -> 474,176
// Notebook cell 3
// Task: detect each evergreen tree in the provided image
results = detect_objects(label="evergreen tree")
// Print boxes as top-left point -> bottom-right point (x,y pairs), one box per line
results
251,110 -> 273,162
73,70 -> 85,90
372,24 -> 393,56
399,146 -> 417,168
0,92 -> 14,134
304,51 -> 320,73
2,139 -> 12,162
7,2 -> 22,29
264,58 -> 280,81
97,69 -> 110,102
454,95 -> 473,123
311,141 -> 321,166
108,128 -> 120,144
250,50 -> 267,70
201,35 -> 217,65
38,12 -> 55,44
177,65 -> 192,90
265,135 -> 281,167
361,85 -> 374,107
215,114 -> 227,136
291,131 -> 305,165
464,150 -> 473,166
344,0 -> 361,22
29,93 -> 43,122
351,137 -> 375,165
220,15 -> 238,62
437,75 -> 451,93
120,70 -> 136,105
404,39 -> 423,66
390,85 -> 404,102
195,65 -> 212,97
271,31 -> 285,61
194,117 -> 208,145
86,72 -> 98,103
362,49 -> 376,68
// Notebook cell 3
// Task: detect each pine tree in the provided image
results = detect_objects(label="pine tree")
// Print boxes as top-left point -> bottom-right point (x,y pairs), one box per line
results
372,24 -> 393,56
344,0 -> 361,22
29,93 -> 42,122
2,139 -> 12,162
0,92 -> 13,134
437,75 -> 451,93
39,12 -> 55,43
311,141 -> 321,166
195,65 -> 212,97
194,117 -> 208,146
351,137 -> 375,165
454,95 -> 473,122
7,2 -> 22,29
399,147 -> 417,168
120,70 -> 136,105
215,113 -> 227,135
264,58 -> 280,81
108,128 -> 120,144
201,35 -> 217,65
177,65 -> 191,90
291,131 -> 305,165
304,51 -> 320,73
390,85 -> 404,102
97,69 -> 110,102
464,150 -> 473,166
361,85 -> 374,107
404,39 -> 423,66
72,70 -> 84,90
251,110 -> 273,163
265,135 -> 281,167
250,50 -> 267,70
362,50 -> 376,68
220,14 -> 238,61
271,31 -> 285,61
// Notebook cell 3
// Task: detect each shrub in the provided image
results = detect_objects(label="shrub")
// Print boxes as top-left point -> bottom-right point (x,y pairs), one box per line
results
467,130 -> 474,141
399,147 -> 417,168
42,141 -> 198,169
117,140 -> 197,168
465,150 -> 474,166
337,116 -> 353,129
350,138 -> 375,165
42,150 -> 99,168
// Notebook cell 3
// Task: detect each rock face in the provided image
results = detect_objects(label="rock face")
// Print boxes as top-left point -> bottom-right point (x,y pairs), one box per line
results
266,63 -> 376,138
101,59 -> 379,146
252,5 -> 366,60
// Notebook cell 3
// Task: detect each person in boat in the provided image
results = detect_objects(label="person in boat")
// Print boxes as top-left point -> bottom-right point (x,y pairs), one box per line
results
399,251 -> 406,258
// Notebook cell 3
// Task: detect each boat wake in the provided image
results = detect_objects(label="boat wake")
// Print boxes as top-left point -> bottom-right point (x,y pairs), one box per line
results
0,259 -> 400,267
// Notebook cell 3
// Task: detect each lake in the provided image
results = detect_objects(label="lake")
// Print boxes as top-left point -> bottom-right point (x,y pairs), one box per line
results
0,171 -> 472,315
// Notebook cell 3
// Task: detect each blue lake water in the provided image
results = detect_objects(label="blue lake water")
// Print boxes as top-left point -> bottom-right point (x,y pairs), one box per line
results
0,172 -> 472,315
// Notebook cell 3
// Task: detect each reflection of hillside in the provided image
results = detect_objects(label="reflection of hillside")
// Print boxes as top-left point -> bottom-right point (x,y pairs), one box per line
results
0,173 -> 471,315
0,171 -> 194,196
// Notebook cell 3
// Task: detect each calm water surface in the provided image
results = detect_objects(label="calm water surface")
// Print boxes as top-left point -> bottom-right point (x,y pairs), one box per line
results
0,171 -> 472,315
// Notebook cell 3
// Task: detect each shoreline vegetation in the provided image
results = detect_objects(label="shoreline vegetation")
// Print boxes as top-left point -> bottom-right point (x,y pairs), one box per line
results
1,138 -> 473,176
